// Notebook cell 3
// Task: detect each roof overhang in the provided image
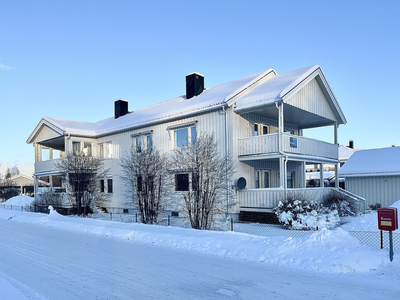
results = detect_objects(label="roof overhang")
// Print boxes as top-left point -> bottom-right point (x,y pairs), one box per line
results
27,117 -> 66,145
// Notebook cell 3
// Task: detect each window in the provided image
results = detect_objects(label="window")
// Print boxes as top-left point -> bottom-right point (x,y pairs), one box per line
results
137,176 -> 143,192
72,141 -> 80,155
175,174 -> 189,191
254,124 -> 258,136
83,142 -> 92,157
107,179 -> 113,193
191,127 -> 197,145
192,173 -> 199,191
254,124 -> 268,136
175,128 -> 188,147
255,170 -> 260,189
100,180 -> 104,193
41,148 -> 50,161
99,144 -> 104,158
147,135 -> 153,151
135,136 -> 142,152
52,175 -> 63,188
175,126 -> 196,147
107,143 -> 113,158
263,171 -> 270,188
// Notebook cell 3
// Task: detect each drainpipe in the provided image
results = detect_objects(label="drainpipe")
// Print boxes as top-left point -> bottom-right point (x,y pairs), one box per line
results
275,101 -> 288,199
222,105 -> 230,218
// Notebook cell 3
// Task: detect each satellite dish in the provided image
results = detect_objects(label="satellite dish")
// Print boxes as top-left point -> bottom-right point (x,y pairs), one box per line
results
236,177 -> 246,190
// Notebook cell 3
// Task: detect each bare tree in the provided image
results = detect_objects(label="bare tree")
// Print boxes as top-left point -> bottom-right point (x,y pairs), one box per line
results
55,154 -> 109,215
0,167 -> 18,202
170,132 -> 235,230
120,147 -> 172,224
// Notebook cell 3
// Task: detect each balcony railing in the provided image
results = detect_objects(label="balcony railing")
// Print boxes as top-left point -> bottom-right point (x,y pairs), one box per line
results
238,133 -> 338,160
35,158 -> 63,175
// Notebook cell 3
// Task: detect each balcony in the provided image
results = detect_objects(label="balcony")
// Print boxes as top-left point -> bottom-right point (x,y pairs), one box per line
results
238,133 -> 338,160
35,158 -> 63,175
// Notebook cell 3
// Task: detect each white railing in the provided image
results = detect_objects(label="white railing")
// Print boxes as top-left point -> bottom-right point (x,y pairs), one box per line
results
238,133 -> 338,160
35,158 -> 63,174
281,134 -> 338,159
238,133 -> 279,156
238,187 -> 334,209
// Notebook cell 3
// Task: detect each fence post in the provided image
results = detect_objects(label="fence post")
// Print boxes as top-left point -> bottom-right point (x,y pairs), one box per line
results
381,230 -> 383,249
21,206 -> 23,212
34,204 -> 37,212
136,213 -> 138,223
168,215 -> 170,226
110,212 -> 112,221
231,218 -> 233,231
11,205 -> 12,210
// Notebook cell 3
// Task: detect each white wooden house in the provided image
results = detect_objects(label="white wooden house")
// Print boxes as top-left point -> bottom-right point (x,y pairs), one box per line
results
27,65 -> 362,219
338,146 -> 400,208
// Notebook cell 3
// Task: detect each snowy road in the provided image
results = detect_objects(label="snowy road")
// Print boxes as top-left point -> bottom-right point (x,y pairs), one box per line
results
0,219 -> 398,300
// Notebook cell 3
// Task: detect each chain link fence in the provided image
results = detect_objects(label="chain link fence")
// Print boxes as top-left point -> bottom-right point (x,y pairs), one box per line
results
2,204 -> 399,250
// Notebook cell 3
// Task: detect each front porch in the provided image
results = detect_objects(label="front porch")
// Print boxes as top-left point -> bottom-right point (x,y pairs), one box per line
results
237,187 -> 366,212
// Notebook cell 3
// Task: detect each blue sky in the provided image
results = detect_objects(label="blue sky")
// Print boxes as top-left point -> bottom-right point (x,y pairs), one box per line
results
1,0 -> 399,175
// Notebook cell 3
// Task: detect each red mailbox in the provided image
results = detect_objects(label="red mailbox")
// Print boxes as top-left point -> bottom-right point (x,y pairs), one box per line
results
378,207 -> 398,231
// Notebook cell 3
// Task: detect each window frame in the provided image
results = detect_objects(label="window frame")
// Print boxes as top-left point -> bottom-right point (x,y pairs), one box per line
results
72,141 -> 81,156
174,125 -> 196,148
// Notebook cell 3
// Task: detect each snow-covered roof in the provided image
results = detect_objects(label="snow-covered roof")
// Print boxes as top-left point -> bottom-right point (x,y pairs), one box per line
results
27,65 -> 345,142
338,147 -> 400,177
235,65 -> 317,109
339,145 -> 363,161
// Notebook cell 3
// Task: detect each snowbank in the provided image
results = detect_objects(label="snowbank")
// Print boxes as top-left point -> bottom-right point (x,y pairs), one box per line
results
1,195 -> 34,207
1,208 -> 398,275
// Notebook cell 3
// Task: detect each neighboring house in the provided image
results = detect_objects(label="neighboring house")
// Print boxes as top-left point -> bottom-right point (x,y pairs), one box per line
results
338,140 -> 363,168
27,65 -> 356,220
8,174 -> 34,195
338,146 -> 400,208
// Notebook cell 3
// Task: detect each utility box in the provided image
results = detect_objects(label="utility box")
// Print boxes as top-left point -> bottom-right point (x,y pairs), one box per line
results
378,207 -> 398,231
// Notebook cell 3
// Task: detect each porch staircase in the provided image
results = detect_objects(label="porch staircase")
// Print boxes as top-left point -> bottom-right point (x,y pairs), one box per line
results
239,211 -> 280,224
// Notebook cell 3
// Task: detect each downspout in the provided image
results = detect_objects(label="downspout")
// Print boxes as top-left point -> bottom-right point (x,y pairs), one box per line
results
275,101 -> 288,199
222,105 -> 229,218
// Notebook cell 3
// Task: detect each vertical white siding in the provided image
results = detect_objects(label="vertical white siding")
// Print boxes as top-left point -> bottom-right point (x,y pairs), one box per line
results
94,109 -> 227,208
286,78 -> 336,121
346,176 -> 400,208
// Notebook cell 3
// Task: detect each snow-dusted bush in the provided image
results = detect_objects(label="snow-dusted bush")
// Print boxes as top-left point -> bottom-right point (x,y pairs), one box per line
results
274,194 -> 340,230
369,203 -> 381,210
322,191 -> 356,217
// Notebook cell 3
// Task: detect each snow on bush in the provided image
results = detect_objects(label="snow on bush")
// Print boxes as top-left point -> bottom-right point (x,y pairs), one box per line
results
275,197 -> 340,230
322,190 -> 356,217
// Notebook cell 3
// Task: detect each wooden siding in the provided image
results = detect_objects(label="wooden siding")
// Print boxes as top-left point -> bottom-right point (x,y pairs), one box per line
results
34,125 -> 62,143
346,176 -> 400,208
92,109 -> 228,208
286,78 -> 336,121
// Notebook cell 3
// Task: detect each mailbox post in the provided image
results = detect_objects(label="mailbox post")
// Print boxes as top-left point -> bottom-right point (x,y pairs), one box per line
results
378,207 -> 398,261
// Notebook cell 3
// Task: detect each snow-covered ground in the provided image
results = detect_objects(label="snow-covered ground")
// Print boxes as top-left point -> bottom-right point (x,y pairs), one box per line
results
1,196 -> 399,299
